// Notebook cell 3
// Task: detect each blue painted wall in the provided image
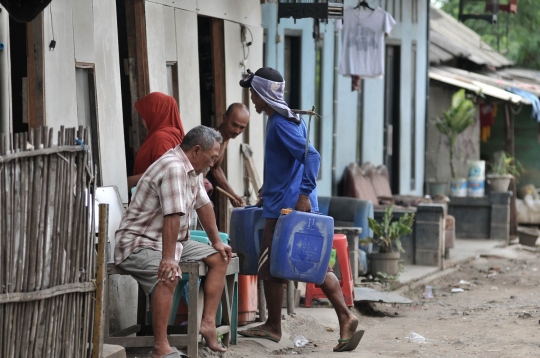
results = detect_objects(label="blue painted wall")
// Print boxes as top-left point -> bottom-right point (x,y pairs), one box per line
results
262,0 -> 429,197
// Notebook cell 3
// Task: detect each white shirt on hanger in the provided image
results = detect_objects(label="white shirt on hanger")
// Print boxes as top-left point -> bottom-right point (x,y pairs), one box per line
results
338,6 -> 396,78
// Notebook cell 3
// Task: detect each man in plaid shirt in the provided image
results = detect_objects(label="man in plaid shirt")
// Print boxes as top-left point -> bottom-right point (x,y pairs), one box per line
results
115,125 -> 232,357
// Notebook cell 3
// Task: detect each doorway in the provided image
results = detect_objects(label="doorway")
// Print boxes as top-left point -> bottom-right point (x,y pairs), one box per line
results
384,45 -> 401,193
198,15 -> 228,230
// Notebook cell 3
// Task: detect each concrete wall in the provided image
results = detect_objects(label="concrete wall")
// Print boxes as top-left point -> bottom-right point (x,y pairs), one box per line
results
262,0 -> 430,196
426,83 -> 480,188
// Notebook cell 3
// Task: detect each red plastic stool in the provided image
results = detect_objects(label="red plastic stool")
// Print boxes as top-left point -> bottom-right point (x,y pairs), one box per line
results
304,234 -> 355,307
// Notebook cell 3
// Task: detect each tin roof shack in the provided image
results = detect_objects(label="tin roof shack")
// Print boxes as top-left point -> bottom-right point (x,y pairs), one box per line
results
426,5 -> 529,191
426,6 -> 536,242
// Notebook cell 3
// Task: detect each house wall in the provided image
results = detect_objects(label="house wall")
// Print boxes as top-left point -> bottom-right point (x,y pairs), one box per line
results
262,0 -> 429,196
426,83 -> 480,189
143,0 -> 264,204
361,0 -> 429,195
42,0 -> 128,203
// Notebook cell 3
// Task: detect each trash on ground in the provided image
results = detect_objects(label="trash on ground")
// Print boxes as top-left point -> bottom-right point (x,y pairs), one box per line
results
451,288 -> 465,293
518,312 -> 532,319
490,286 -> 499,291
326,327 -> 334,332
293,335 -> 309,348
408,331 -> 426,343
458,280 -> 471,285
424,286 -> 434,299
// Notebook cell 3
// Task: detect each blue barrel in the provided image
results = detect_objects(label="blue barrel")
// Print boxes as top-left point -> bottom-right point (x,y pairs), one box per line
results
270,210 -> 334,285
229,206 -> 265,274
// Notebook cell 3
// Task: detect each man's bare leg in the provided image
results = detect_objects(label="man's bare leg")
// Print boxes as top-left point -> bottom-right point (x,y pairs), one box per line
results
320,272 -> 359,349
200,253 -> 229,352
150,279 -> 178,357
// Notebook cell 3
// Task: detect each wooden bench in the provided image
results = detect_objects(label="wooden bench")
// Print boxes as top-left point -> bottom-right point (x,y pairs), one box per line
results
103,259 -> 239,358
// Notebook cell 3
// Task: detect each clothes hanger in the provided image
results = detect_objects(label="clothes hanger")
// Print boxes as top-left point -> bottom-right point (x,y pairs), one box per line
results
354,1 -> 374,10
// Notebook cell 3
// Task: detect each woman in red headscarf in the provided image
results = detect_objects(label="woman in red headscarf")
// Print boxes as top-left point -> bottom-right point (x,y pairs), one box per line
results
127,92 -> 185,190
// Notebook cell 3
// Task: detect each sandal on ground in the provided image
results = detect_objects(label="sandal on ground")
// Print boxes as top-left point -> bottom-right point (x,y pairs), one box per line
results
238,327 -> 281,343
333,330 -> 365,352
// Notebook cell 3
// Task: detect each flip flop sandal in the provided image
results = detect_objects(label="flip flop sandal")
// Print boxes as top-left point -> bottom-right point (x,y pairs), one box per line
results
147,347 -> 186,358
238,327 -> 281,343
333,330 -> 365,352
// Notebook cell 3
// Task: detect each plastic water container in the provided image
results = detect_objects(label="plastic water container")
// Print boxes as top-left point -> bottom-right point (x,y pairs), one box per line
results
467,160 -> 486,179
229,206 -> 265,274
468,178 -> 485,197
270,209 -> 334,285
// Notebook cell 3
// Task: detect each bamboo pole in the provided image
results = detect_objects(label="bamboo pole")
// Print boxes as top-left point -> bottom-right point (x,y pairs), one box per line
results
92,204 -> 108,358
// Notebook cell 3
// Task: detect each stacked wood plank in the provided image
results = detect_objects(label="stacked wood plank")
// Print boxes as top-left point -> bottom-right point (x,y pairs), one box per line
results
0,126 -> 96,357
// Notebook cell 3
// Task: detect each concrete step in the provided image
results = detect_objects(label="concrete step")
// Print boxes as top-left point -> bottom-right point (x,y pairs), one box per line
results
103,344 -> 126,358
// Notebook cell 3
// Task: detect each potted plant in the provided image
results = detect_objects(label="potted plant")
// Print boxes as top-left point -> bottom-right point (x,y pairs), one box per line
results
361,206 -> 415,277
487,151 -> 523,192
433,89 -> 476,197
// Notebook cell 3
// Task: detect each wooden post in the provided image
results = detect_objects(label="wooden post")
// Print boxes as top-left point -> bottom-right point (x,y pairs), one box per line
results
26,13 -> 46,128
504,104 -> 515,158
92,204 -> 108,358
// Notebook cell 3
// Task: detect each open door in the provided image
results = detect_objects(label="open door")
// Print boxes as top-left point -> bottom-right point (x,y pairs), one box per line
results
384,45 -> 401,193
198,16 -> 228,231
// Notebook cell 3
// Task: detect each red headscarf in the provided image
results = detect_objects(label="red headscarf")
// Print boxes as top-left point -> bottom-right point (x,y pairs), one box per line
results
132,92 -> 186,175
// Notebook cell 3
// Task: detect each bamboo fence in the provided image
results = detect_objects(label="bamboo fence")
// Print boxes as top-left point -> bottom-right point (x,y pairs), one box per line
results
0,126 -> 96,357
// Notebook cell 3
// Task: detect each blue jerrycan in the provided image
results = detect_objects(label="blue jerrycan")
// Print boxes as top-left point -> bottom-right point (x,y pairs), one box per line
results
229,205 -> 265,274
270,209 -> 334,285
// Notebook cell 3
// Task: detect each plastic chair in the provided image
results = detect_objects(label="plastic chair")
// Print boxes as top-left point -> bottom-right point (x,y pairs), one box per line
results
304,234 -> 355,307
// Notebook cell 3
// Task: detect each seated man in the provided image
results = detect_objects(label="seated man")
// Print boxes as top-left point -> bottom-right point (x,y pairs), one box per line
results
114,125 -> 232,357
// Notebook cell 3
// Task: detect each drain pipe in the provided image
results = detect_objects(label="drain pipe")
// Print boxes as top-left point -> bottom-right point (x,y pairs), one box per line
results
0,6 -> 10,137
331,24 -> 339,196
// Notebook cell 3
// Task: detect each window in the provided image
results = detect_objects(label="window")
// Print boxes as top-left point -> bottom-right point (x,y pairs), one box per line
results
410,44 -> 417,191
75,66 -> 101,185
284,34 -> 301,110
166,61 -> 179,105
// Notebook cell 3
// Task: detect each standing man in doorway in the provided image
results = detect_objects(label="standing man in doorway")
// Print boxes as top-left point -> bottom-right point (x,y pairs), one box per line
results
237,67 -> 365,352
206,103 -> 250,207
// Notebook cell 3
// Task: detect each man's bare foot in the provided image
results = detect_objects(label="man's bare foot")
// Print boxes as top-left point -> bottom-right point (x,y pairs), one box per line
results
238,323 -> 281,342
200,318 -> 227,352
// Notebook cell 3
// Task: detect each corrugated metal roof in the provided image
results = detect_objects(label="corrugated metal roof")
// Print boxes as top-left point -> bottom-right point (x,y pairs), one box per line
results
429,67 -> 530,104
430,6 -> 513,68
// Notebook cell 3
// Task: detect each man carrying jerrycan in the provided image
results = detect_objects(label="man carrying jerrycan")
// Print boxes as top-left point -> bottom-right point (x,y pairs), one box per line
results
237,67 -> 365,352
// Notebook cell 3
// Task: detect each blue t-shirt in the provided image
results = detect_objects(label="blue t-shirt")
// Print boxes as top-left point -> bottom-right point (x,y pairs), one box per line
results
263,112 -> 320,218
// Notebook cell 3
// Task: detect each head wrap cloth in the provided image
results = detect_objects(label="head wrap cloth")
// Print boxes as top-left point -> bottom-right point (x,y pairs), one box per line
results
250,75 -> 301,124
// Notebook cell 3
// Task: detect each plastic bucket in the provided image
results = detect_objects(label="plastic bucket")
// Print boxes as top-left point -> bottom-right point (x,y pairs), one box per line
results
450,178 -> 467,197
467,178 -> 485,197
467,160 -> 486,179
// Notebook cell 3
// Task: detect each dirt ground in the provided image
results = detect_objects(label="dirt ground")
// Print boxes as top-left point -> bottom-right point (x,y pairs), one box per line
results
127,246 -> 540,358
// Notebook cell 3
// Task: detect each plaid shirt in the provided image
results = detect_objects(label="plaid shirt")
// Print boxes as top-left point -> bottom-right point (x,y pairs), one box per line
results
114,146 -> 210,264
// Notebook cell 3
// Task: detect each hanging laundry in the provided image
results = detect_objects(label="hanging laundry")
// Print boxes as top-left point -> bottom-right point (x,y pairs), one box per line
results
506,87 -> 540,122
480,103 -> 497,142
351,75 -> 361,92
338,6 -> 396,78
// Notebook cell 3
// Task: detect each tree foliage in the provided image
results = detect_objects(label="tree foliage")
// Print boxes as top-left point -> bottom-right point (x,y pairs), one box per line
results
432,0 -> 540,69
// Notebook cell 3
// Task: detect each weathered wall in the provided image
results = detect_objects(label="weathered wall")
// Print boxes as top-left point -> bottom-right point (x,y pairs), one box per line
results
426,83 -> 480,187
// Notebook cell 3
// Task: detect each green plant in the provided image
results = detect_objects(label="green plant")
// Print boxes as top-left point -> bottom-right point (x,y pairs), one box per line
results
361,206 -> 415,254
433,89 -> 476,179
490,151 -> 524,178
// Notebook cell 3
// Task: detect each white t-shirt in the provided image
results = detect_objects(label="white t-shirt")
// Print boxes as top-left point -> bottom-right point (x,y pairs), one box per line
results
338,7 -> 396,77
